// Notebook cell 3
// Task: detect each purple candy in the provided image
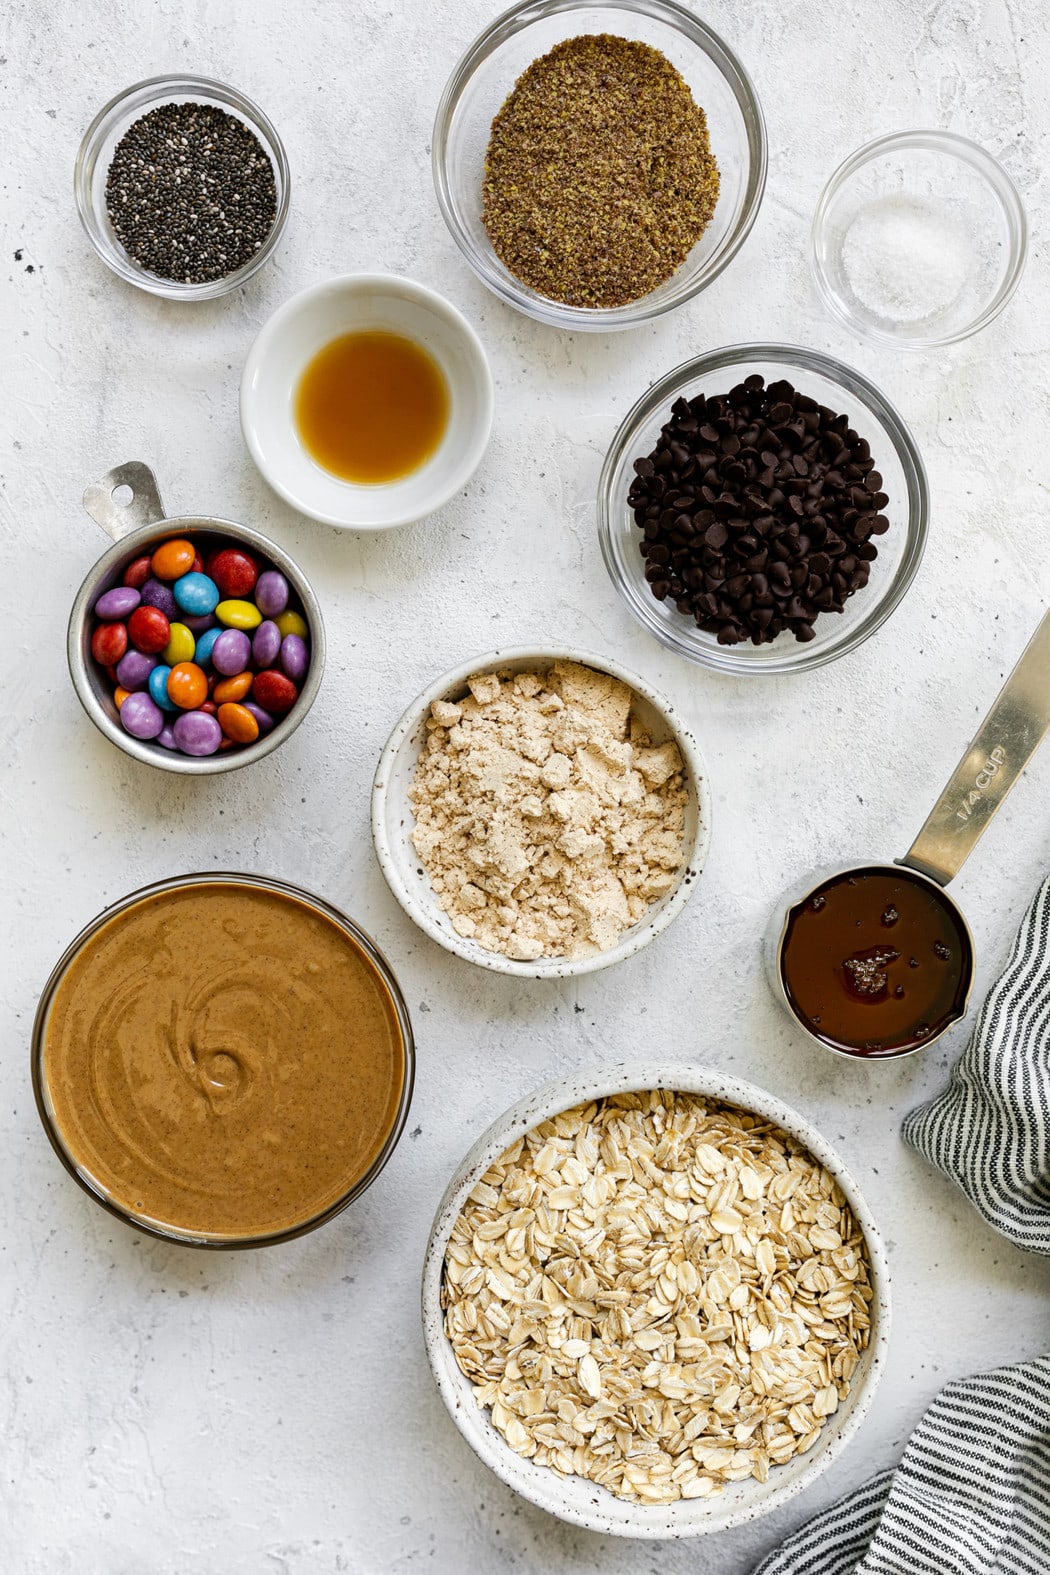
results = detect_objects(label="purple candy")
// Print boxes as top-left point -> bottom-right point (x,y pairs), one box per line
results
242,700 -> 275,736
280,633 -> 309,684
157,724 -> 179,751
252,619 -> 281,668
182,612 -> 217,634
255,570 -> 289,618
140,578 -> 178,620
95,585 -> 141,620
173,710 -> 222,757
120,691 -> 164,740
212,628 -> 251,676
115,649 -> 159,690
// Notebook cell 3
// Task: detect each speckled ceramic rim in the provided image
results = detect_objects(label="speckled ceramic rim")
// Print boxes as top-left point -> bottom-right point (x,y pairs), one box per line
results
597,343 -> 929,675
811,129 -> 1028,349
239,272 -> 494,528
74,74 -> 290,301
432,0 -> 767,331
67,513 -> 326,775
30,872 -> 416,1250
421,1060 -> 891,1538
370,646 -> 712,977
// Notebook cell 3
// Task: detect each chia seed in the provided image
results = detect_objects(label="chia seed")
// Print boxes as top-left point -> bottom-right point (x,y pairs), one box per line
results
105,101 -> 277,285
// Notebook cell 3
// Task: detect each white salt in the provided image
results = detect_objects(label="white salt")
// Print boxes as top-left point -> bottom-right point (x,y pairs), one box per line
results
841,197 -> 970,325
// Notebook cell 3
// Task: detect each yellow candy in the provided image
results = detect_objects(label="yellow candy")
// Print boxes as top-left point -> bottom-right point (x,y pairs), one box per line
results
274,609 -> 308,639
216,599 -> 262,631
163,622 -> 196,666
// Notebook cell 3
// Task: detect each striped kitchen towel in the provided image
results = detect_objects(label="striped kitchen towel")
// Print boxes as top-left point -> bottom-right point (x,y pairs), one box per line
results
753,1355 -> 1050,1575
755,878 -> 1050,1573
903,871 -> 1050,1256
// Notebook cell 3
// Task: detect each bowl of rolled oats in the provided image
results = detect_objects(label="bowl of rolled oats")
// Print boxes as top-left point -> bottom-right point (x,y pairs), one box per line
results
422,1061 -> 890,1537
371,648 -> 710,976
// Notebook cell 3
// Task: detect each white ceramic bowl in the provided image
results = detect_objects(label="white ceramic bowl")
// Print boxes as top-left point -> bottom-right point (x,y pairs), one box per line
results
240,274 -> 494,529
372,647 -> 711,978
422,1060 -> 891,1538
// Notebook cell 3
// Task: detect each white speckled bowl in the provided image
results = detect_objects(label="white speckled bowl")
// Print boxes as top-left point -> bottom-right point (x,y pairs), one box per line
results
371,647 -> 711,977
422,1060 -> 891,1538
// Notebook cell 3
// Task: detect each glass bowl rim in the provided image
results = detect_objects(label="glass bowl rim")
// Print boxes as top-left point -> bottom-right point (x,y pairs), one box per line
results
74,72 -> 291,301
810,128 -> 1029,350
31,872 -> 416,1250
596,341 -> 930,676
431,0 -> 768,330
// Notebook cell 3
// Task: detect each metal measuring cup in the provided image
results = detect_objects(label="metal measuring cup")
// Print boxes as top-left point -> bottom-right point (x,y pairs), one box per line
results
769,605 -> 1050,1059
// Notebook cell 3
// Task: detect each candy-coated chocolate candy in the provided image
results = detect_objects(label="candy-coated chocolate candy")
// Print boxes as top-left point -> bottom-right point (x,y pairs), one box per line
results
252,669 -> 298,714
218,701 -> 260,744
274,609 -> 308,640
128,604 -> 171,655
172,710 -> 222,756
163,622 -> 196,666
215,599 -> 262,631
157,724 -> 179,751
212,628 -> 251,675
148,664 -> 180,712
174,572 -> 220,617
252,619 -> 281,668
167,661 -> 208,710
94,585 -> 140,620
182,612 -> 216,635
151,538 -> 196,581
123,555 -> 152,590
140,578 -> 178,620
254,570 -> 289,618
213,671 -> 253,704
115,649 -> 159,690
199,700 -> 218,716
190,551 -> 204,575
280,633 -> 309,685
243,701 -> 275,735
120,691 -> 164,740
194,626 -> 222,667
209,548 -> 258,598
113,686 -> 132,710
91,622 -> 128,667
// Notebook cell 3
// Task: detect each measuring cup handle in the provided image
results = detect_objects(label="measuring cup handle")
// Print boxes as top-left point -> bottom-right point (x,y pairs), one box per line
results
902,605 -> 1050,886
82,462 -> 166,543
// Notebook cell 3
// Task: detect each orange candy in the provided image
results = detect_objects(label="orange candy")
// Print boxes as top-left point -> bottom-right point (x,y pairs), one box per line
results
212,671 -> 253,704
217,702 -> 260,744
113,686 -> 132,709
150,538 -> 196,581
166,661 -> 208,710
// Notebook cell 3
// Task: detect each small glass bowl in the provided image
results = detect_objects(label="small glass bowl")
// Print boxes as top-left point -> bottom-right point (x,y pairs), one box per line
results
432,0 -> 766,331
811,131 -> 1027,349
75,74 -> 291,301
597,344 -> 929,676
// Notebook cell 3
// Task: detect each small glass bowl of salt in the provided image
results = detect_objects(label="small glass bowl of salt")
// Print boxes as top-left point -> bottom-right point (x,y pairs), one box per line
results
811,130 -> 1026,348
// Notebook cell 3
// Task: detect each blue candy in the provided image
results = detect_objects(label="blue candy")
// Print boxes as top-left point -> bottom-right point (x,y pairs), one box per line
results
148,664 -> 179,712
194,626 -> 223,667
173,572 -> 220,617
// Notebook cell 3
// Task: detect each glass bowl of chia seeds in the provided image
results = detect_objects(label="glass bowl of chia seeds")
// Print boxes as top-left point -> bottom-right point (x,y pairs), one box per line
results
597,344 -> 929,675
75,75 -> 290,301
433,0 -> 766,331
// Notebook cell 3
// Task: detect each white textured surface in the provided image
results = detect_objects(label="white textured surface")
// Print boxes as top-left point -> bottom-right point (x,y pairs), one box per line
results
3,0 -> 1050,1570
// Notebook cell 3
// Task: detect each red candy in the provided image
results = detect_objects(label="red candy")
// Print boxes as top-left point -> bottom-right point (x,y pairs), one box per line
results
123,555 -> 152,590
127,604 -> 171,654
209,548 -> 258,598
191,551 -> 205,574
252,669 -> 298,714
91,622 -> 128,667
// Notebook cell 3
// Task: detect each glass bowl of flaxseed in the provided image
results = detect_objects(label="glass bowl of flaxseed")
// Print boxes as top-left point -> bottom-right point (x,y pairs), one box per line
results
75,75 -> 290,301
433,0 -> 766,330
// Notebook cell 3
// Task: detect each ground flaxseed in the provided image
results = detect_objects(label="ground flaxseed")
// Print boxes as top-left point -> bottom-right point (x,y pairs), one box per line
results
482,34 -> 720,308
105,102 -> 277,285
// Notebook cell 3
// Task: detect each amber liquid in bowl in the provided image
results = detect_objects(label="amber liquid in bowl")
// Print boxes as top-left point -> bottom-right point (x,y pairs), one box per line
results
40,880 -> 407,1240
780,866 -> 971,1057
295,329 -> 450,483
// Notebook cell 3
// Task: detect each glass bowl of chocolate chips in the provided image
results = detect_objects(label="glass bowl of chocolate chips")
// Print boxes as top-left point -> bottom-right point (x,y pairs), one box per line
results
597,344 -> 929,675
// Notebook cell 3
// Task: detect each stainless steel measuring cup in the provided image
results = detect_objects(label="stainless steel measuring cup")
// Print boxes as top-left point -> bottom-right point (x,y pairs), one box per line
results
770,604 -> 1050,1058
